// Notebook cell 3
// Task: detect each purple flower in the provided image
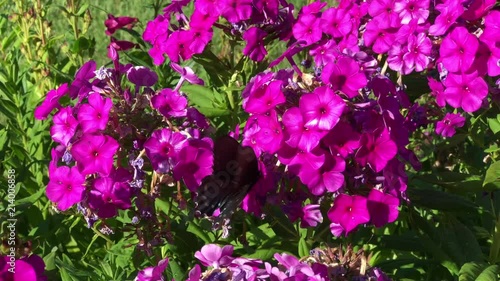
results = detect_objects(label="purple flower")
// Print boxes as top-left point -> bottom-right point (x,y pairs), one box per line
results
243,112 -> 283,155
435,113 -> 465,137
367,189 -> 399,227
127,66 -> 158,87
34,83 -> 69,120
303,154 -> 345,196
219,0 -> 252,23
71,133 -> 119,176
394,0 -> 429,24
46,165 -> 86,211
277,144 -> 325,180
173,138 -> 213,191
104,14 -> 137,36
194,244 -> 234,268
363,17 -> 398,54
243,27 -> 268,62
135,258 -> 169,281
282,107 -> 327,152
88,172 -> 132,218
151,89 -> 188,117
368,0 -> 399,23
356,129 -> 397,173
243,80 -> 285,115
143,14 -> 170,65
69,61 -> 97,99
186,26 -> 213,54
321,57 -> 367,98
322,121 -> 361,158
50,107 -> 78,146
299,86 -> 346,131
163,30 -> 194,63
321,8 -> 352,38
1,255 -> 47,281
293,14 -> 322,46
77,93 -> 113,133
170,62 -> 204,86
310,39 -> 338,66
402,33 -> 432,74
443,72 -> 488,113
327,194 -> 370,235
428,77 -> 446,107
440,27 -> 479,73
144,129 -> 186,173
186,264 -> 201,281
461,0 -> 496,21
428,0 -> 463,36
301,204 -> 323,228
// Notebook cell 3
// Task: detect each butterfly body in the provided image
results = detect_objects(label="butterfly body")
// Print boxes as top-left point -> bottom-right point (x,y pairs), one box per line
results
195,136 -> 259,217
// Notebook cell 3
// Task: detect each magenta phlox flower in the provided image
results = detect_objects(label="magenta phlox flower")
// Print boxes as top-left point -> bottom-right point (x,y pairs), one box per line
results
322,121 -> 361,158
88,172 -> 132,218
104,14 -> 137,36
135,258 -> 169,281
300,204 -> 323,228
243,79 -> 284,114
442,71 -> 488,113
162,0 -> 190,14
69,61 -> 96,99
329,222 -> 345,237
173,138 -> 213,191
127,66 -> 158,87
244,112 -> 283,154
34,83 -> 69,120
321,7 -> 352,38
368,0 -> 398,22
163,30 -> 194,63
219,0 -> 252,23
299,86 -> 345,131
387,44 -> 405,72
303,154 -> 345,196
309,39 -> 338,66
194,0 -> 222,17
277,143 -> 325,179
186,264 -> 201,281
151,88 -> 188,117
363,16 -> 399,54
46,165 -> 85,211
367,189 -> 399,227
328,194 -> 370,235
1,255 -> 47,281
356,129 -> 397,172
187,25 -> 213,54
143,14 -> 170,65
71,133 -> 119,176
394,0 -> 429,24
480,11 -> 500,76
383,158 -> 408,197
282,107 -> 327,152
171,62 -> 205,86
77,93 -> 112,133
50,107 -> 78,146
293,14 -> 322,46
401,33 -> 432,74
228,257 -> 264,280
190,8 -> 219,28
439,27 -> 479,73
242,72 -> 273,105
428,0 -> 464,36
428,77 -> 446,107
321,57 -> 367,98
436,112 -> 465,137
243,27 -> 268,62
254,0 -> 279,20
461,0 -> 496,21
144,128 -> 186,173
194,244 -> 234,268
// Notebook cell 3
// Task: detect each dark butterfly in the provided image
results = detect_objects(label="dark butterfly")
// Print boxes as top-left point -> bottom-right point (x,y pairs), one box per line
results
195,135 -> 260,217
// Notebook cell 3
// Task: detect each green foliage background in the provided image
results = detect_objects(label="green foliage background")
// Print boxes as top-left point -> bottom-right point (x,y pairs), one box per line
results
0,0 -> 499,280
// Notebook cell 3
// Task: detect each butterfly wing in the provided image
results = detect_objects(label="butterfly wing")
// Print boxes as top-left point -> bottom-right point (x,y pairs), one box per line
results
195,136 -> 259,216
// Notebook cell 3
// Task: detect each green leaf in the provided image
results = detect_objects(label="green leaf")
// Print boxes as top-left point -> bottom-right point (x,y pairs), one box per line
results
75,3 -> 89,16
408,188 -> 478,212
487,116 -> 500,134
298,237 -> 310,258
484,161 -> 500,191
459,262 -> 499,281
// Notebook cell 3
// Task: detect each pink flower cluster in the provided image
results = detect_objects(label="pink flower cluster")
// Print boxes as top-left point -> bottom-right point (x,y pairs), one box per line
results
35,49 -> 215,245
